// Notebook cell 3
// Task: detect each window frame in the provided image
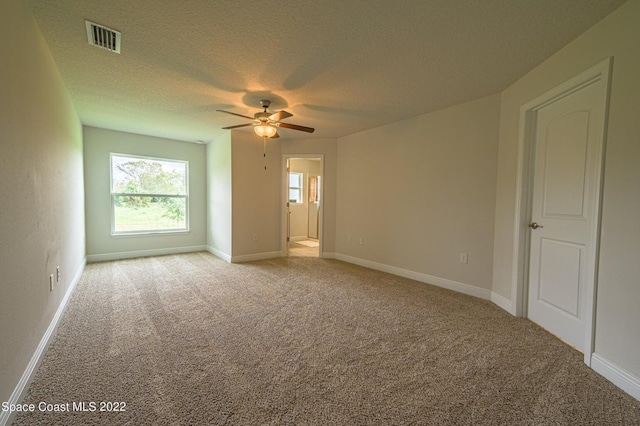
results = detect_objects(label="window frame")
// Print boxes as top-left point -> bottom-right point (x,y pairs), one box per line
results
288,171 -> 303,204
110,153 -> 190,236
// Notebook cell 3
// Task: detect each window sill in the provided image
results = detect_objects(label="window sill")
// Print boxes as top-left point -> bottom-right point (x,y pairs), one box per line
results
111,230 -> 190,238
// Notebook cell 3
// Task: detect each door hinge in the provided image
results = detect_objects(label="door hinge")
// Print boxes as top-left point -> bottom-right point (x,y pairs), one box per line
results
287,237 -> 290,242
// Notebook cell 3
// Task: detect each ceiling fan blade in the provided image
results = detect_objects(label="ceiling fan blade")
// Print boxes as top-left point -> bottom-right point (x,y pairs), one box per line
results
222,123 -> 253,129
269,110 -> 293,121
278,122 -> 315,133
270,131 -> 280,139
217,110 -> 254,120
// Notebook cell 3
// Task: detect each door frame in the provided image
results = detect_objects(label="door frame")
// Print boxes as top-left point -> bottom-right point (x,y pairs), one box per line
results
281,154 -> 325,257
510,57 -> 612,366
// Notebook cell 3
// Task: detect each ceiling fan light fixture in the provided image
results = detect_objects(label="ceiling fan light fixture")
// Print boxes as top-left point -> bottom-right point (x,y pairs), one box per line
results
254,123 -> 277,138
219,100 -> 314,138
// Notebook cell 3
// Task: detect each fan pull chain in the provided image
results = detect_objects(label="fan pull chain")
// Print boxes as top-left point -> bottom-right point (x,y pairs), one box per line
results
263,136 -> 267,170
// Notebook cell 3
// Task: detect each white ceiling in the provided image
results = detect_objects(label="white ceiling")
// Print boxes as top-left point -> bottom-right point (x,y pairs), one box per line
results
28,0 -> 625,143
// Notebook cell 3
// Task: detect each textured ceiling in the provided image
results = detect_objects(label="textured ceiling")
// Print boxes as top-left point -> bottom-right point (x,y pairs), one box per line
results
28,0 -> 625,143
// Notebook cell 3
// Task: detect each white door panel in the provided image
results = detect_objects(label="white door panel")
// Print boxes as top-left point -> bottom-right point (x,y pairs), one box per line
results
537,238 -> 583,317
542,111 -> 589,218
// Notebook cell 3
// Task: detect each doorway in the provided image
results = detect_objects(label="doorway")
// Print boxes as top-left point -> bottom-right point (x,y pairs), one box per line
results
283,155 -> 324,258
511,58 -> 611,365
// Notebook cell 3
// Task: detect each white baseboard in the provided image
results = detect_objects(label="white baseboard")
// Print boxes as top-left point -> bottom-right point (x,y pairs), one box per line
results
86,245 -> 206,262
491,291 -> 513,313
321,252 -> 336,259
591,353 -> 640,401
206,246 -> 231,263
334,253 -> 491,300
231,251 -> 281,263
0,258 -> 86,426
290,236 -> 308,242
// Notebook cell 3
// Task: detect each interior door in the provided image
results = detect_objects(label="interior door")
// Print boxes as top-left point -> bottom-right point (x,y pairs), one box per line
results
527,79 -> 606,352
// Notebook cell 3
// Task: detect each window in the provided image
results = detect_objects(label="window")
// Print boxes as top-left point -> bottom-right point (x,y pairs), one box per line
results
289,172 -> 303,203
111,154 -> 188,234
309,176 -> 320,203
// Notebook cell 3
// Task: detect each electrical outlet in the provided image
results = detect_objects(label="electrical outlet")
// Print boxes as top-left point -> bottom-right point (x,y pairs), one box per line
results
49,274 -> 54,291
359,237 -> 365,246
347,235 -> 352,244
253,234 -> 258,241
459,253 -> 468,264
56,266 -> 60,282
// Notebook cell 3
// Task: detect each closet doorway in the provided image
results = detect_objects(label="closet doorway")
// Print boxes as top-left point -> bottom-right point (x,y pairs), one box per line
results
283,155 -> 323,257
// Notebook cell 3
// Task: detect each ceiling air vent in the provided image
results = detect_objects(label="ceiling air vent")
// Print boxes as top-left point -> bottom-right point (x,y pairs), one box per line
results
85,20 -> 121,53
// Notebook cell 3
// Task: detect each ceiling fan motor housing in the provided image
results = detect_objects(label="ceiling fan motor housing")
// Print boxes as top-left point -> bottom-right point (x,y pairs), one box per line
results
255,111 -> 270,121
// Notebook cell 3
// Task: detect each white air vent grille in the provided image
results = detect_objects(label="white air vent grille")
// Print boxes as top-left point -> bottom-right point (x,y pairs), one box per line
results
85,20 -> 121,53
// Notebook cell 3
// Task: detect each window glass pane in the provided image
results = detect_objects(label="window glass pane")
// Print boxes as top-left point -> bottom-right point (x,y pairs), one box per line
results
289,173 -> 301,187
289,189 -> 300,203
112,156 -> 186,195
114,196 -> 186,232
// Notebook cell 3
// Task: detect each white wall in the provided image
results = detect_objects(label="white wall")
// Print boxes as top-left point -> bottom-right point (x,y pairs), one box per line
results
206,134 -> 232,260
83,127 -> 206,260
0,1 -> 85,404
492,0 -> 640,381
336,94 -> 500,292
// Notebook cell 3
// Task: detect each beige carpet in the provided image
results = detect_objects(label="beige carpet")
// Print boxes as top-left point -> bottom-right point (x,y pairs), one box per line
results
13,252 -> 640,425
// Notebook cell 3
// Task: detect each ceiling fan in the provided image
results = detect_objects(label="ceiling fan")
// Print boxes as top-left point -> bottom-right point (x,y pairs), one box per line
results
217,100 -> 315,138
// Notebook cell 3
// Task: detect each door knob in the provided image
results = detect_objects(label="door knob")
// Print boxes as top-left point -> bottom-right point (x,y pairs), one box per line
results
528,222 -> 543,229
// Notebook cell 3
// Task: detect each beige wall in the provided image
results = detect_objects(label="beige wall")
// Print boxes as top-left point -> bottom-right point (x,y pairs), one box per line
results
206,134 -> 232,258
227,136 -> 338,259
0,1 -> 85,404
231,132 -> 282,258
336,94 -> 500,290
492,0 -> 640,378
84,127 -> 207,259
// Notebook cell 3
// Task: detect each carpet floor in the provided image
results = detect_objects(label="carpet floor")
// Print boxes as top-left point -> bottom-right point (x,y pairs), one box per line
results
13,252 -> 640,425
